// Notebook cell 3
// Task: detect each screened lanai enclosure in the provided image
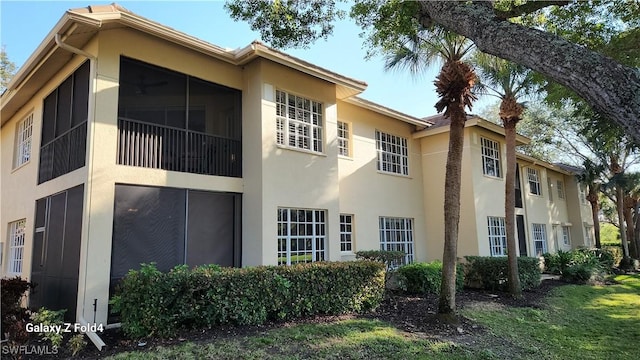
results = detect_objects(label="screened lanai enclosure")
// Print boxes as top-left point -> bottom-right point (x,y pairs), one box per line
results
117,57 -> 242,177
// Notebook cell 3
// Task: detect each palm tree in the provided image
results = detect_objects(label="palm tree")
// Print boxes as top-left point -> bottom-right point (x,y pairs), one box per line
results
472,54 -> 534,299
385,28 -> 476,317
577,159 -> 606,249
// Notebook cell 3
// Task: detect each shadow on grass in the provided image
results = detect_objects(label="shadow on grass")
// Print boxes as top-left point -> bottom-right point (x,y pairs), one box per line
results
464,274 -> 640,360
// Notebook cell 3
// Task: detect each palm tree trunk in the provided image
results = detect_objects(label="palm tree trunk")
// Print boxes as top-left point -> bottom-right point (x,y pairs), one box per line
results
438,106 -> 466,318
504,121 -> 522,298
624,198 -> 637,258
591,200 -> 601,249
587,186 -> 601,248
617,186 -> 630,258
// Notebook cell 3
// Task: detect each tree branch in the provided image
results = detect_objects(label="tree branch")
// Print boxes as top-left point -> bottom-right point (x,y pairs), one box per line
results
418,1 -> 640,144
493,1 -> 571,19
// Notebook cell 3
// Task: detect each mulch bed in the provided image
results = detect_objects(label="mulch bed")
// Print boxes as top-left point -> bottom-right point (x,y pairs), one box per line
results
10,279 -> 568,359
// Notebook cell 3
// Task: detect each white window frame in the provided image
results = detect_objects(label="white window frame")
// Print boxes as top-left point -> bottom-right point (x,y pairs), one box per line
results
481,137 -> 502,178
340,214 -> 354,252
277,208 -> 326,265
532,223 -> 548,256
557,180 -> 565,200
379,217 -> 414,266
562,226 -> 571,246
7,219 -> 26,276
584,226 -> 594,247
275,90 -> 323,153
14,114 -> 34,169
375,130 -> 408,176
527,168 -> 542,196
487,216 -> 507,256
337,121 -> 350,157
579,185 -> 588,205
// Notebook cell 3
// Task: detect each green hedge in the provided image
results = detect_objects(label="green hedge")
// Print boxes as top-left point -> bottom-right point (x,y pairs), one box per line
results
110,261 -> 385,338
543,248 -> 614,283
397,261 -> 464,294
464,256 -> 541,291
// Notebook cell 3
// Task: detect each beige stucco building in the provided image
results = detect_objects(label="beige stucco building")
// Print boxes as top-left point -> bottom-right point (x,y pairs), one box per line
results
1,4 -> 593,328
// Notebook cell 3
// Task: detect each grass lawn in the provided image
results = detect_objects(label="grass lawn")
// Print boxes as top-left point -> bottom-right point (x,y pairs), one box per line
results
462,274 -> 640,359
105,275 -> 640,360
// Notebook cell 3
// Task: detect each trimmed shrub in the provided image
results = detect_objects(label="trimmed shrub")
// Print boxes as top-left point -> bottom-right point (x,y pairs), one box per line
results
397,261 -> 464,294
543,248 -> 614,283
111,261 -> 385,338
1,277 -> 33,343
355,250 -> 406,270
464,256 -> 541,291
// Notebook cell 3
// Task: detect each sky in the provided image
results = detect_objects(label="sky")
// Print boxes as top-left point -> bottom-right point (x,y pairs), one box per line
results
0,0 -> 493,119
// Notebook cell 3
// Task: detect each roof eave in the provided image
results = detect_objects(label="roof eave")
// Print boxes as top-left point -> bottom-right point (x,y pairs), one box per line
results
344,97 -> 427,128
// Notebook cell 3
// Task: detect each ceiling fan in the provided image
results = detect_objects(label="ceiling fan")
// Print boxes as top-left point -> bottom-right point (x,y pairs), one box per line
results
122,75 -> 168,95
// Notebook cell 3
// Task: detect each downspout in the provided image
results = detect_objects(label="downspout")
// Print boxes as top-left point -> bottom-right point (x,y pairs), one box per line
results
54,33 -> 95,60
55,32 -> 105,351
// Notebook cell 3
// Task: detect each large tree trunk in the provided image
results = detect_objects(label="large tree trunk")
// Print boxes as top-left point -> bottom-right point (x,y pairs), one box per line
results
418,1 -> 640,143
438,104 -> 466,319
504,121 -> 522,298
586,186 -> 601,248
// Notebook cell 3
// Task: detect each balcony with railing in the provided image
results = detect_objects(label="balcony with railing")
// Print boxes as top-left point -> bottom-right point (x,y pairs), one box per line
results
117,118 -> 241,177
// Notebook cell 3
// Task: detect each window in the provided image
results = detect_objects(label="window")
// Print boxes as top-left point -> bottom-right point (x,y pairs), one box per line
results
527,168 -> 541,195
7,219 -> 26,275
375,130 -> 408,176
481,137 -> 501,177
547,177 -> 554,202
579,185 -> 588,205
277,208 -> 326,265
276,90 -> 323,153
337,121 -> 350,157
557,180 -> 565,199
532,223 -> 547,256
340,214 -> 354,252
562,226 -> 571,246
487,217 -> 507,256
379,217 -> 414,266
585,226 -> 593,247
14,114 -> 33,168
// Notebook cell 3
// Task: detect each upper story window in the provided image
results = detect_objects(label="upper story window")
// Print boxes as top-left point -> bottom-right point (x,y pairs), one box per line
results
557,180 -> 565,199
14,114 -> 33,169
276,90 -> 323,153
337,121 -> 350,157
527,168 -> 541,196
375,130 -> 408,176
579,185 -> 588,205
481,137 -> 501,178
39,61 -> 90,184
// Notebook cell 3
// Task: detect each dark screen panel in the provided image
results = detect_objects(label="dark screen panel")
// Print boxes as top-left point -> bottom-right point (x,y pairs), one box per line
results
42,92 -> 57,145
55,77 -> 73,137
61,185 -> 83,278
112,185 -> 186,278
72,61 -> 90,127
186,191 -> 234,267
